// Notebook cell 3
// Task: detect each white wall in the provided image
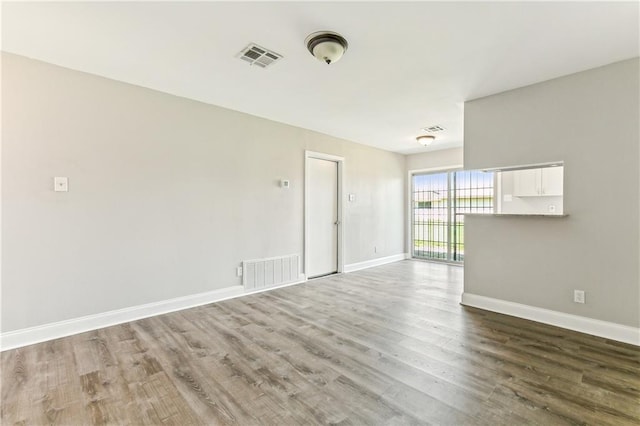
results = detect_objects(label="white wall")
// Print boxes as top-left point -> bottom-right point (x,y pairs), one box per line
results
406,147 -> 463,172
464,58 -> 639,328
497,170 -> 563,215
1,53 -> 406,332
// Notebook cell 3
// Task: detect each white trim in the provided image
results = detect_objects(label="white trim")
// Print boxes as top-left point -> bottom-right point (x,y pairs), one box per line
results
480,161 -> 564,173
406,164 -> 463,255
304,150 -> 345,278
246,274 -> 307,296
461,293 -> 640,346
344,253 -> 407,273
1,274 -> 306,352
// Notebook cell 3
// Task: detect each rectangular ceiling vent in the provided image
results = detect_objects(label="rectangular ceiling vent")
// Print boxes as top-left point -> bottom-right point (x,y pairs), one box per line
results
422,125 -> 446,133
237,43 -> 282,69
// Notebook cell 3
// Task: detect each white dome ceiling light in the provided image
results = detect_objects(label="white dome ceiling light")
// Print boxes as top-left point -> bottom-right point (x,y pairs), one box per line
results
416,135 -> 435,147
305,31 -> 349,65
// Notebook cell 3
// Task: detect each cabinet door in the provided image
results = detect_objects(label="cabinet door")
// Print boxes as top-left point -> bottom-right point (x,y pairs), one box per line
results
541,166 -> 563,196
513,169 -> 541,196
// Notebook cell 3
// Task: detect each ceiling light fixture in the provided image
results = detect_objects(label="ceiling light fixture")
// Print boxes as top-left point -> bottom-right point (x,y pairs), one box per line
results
305,31 -> 348,64
416,135 -> 435,146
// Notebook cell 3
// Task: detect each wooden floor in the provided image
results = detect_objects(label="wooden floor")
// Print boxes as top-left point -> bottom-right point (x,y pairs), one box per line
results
2,261 -> 639,425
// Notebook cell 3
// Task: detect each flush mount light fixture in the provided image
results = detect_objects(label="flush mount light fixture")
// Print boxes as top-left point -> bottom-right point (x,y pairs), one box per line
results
305,31 -> 348,64
416,135 -> 436,146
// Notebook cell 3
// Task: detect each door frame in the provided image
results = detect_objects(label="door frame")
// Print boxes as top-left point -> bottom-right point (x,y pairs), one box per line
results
407,165 -> 462,262
304,150 -> 345,277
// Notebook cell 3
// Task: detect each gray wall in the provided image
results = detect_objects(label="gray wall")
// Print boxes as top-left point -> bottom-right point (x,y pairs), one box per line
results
1,53 -> 406,332
464,58 -> 639,327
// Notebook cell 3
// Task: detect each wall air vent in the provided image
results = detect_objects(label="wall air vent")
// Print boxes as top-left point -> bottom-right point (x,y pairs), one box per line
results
237,43 -> 282,68
422,125 -> 446,133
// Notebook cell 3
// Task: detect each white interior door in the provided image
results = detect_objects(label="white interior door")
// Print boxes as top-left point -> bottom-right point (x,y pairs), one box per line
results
307,157 -> 338,278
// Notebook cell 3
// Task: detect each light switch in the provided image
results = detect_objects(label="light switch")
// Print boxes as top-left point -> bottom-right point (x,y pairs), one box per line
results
348,193 -> 355,202
54,177 -> 68,192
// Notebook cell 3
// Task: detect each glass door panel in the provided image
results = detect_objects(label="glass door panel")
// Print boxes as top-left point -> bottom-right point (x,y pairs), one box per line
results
412,170 -> 493,263
412,172 -> 450,260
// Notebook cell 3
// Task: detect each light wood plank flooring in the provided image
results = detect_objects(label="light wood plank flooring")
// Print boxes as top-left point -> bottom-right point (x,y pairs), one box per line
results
2,260 -> 639,425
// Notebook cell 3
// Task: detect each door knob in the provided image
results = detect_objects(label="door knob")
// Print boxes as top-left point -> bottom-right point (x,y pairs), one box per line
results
334,221 -> 341,225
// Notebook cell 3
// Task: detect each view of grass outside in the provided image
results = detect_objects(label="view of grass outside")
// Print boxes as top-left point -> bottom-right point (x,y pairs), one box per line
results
413,221 -> 464,260
412,171 -> 493,262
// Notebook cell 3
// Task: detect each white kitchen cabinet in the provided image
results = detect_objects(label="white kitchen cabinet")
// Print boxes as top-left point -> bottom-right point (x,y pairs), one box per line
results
540,166 -> 563,196
513,168 -> 540,196
513,166 -> 563,197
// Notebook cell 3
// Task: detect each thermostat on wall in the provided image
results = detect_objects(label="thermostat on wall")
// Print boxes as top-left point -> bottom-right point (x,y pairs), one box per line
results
54,176 -> 68,192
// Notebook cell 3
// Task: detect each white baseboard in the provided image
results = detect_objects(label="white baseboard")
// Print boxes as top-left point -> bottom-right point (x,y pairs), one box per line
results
247,274 -> 307,296
461,293 -> 640,346
1,274 -> 307,352
343,253 -> 407,273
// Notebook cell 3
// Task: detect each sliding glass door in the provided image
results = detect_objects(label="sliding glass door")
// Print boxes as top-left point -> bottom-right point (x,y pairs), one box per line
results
412,170 -> 493,262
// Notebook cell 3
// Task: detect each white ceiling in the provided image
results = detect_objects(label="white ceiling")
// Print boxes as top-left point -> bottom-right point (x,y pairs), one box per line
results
2,2 -> 638,154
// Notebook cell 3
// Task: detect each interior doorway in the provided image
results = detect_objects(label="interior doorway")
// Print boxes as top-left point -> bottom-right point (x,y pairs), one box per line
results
305,151 -> 344,278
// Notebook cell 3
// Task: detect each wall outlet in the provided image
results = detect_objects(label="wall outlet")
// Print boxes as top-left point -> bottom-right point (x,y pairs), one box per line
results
574,290 -> 585,304
236,266 -> 243,277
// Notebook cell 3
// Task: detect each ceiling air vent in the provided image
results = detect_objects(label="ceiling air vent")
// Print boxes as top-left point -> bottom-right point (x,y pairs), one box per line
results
422,125 -> 446,133
237,43 -> 282,68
